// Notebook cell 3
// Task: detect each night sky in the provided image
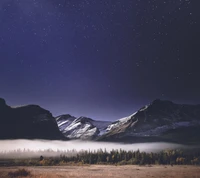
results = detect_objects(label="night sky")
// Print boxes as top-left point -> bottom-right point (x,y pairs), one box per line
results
0,0 -> 199,121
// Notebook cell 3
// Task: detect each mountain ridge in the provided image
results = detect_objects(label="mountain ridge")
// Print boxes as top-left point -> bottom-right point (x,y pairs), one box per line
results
56,115 -> 111,140
1,98 -> 200,144
98,99 -> 200,143
0,98 -> 65,140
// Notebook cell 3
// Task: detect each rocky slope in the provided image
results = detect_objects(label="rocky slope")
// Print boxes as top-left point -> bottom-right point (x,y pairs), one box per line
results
99,99 -> 200,143
0,98 -> 64,139
56,115 -> 111,139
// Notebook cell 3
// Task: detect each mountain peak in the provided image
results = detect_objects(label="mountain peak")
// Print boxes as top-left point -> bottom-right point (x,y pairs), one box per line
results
56,114 -> 75,122
0,98 -> 6,106
75,117 -> 94,123
0,98 -> 64,139
151,99 -> 173,104
150,99 -> 174,107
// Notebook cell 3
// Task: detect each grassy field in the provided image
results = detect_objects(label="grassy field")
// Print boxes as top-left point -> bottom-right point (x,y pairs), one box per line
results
1,165 -> 200,178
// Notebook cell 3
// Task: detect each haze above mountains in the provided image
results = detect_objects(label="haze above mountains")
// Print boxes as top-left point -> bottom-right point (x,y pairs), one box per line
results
0,98 -> 200,144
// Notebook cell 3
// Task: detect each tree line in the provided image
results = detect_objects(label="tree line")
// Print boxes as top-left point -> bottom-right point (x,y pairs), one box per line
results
59,149 -> 200,165
1,148 -> 200,166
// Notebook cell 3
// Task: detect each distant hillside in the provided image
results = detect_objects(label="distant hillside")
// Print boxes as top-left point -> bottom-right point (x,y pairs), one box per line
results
0,98 -> 65,140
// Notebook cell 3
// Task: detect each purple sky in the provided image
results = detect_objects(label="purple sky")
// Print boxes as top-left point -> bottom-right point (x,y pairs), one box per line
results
0,0 -> 200,121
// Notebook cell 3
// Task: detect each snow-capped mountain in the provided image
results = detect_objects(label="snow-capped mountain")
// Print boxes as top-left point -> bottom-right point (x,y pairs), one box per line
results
55,99 -> 200,143
99,99 -> 200,143
1,97 -> 200,143
56,115 -> 111,139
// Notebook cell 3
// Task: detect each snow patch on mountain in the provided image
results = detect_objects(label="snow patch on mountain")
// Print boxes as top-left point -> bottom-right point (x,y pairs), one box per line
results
56,115 -> 76,132
56,115 -> 111,139
106,112 -> 137,131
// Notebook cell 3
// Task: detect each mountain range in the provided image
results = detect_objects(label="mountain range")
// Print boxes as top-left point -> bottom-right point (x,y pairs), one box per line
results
1,98 -> 200,144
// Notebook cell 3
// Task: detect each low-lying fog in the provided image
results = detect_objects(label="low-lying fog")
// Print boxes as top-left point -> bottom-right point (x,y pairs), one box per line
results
0,140 -> 193,159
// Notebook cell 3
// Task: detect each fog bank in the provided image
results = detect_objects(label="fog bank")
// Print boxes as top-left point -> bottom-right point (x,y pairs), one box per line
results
0,139 -> 189,152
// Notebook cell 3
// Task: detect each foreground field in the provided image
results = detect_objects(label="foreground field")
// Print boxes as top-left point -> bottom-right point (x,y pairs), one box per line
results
0,165 -> 200,178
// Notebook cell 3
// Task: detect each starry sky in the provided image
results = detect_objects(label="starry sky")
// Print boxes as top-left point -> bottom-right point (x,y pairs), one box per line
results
0,0 -> 199,121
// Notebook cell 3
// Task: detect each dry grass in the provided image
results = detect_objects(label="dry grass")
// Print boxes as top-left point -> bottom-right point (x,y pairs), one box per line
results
7,168 -> 31,177
0,165 -> 200,178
